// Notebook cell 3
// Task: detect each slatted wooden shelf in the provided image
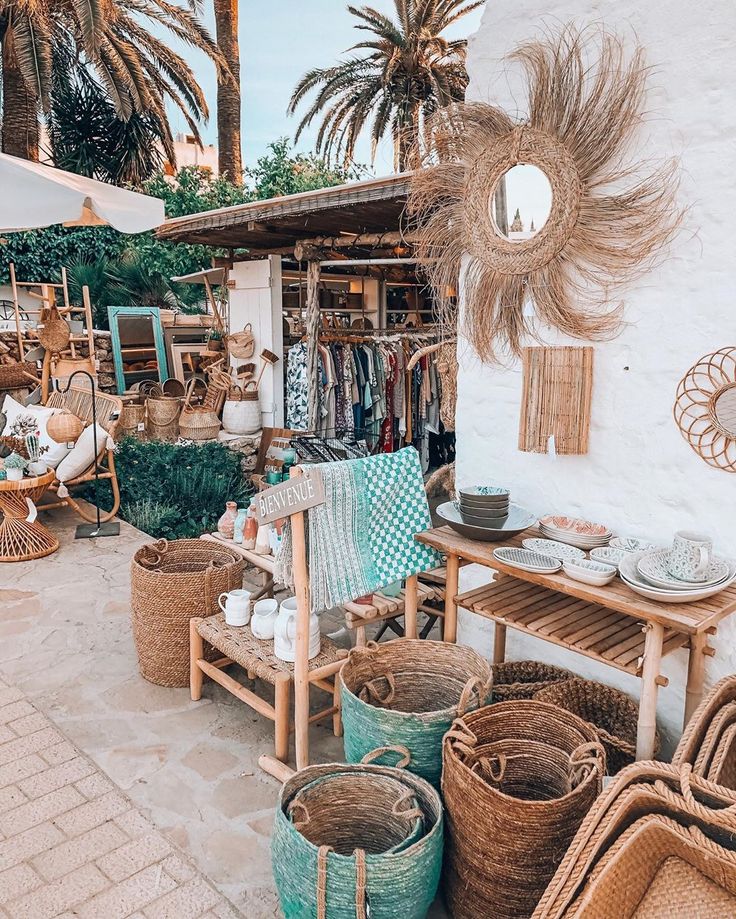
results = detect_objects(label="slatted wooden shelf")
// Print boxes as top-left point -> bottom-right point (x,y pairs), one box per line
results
343,582 -> 435,624
456,578 -> 689,681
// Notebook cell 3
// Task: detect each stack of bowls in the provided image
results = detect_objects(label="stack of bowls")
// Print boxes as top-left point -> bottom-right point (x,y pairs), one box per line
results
539,515 -> 612,550
458,486 -> 510,524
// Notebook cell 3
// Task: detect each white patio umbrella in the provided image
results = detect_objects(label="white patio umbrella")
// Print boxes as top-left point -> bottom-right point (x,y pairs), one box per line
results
0,152 -> 165,233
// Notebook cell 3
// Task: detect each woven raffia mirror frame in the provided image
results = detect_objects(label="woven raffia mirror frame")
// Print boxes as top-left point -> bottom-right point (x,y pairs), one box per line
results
408,25 -> 684,361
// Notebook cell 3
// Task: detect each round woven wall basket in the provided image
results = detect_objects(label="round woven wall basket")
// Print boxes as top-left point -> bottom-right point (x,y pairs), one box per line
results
339,639 -> 492,787
130,539 -> 244,687
534,677 -> 658,775
272,756 -> 443,919
441,700 -> 604,919
492,660 -> 576,702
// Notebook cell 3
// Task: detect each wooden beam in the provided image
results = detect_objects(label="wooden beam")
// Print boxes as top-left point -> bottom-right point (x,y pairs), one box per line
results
305,260 -> 321,431
294,231 -> 416,262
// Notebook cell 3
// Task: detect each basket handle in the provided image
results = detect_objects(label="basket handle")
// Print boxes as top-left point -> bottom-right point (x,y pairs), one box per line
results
445,716 -> 478,758
457,675 -> 491,716
316,845 -> 333,919
361,745 -> 412,769
183,377 -> 197,410
391,791 -> 424,823
138,538 -> 169,569
346,640 -> 379,664
243,380 -> 258,392
569,741 -> 606,785
676,764 -> 736,818
471,753 -> 507,783
358,672 -> 396,706
286,799 -> 311,829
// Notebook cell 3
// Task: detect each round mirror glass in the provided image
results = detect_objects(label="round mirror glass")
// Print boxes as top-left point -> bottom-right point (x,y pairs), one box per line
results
490,164 -> 553,241
713,385 -> 736,437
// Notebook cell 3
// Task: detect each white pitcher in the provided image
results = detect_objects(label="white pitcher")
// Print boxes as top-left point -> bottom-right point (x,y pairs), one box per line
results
250,598 -> 279,640
218,589 -> 252,627
273,596 -> 321,662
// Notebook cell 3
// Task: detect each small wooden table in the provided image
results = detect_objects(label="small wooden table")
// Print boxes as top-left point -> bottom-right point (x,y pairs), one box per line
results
416,526 -> 736,760
0,471 -> 59,562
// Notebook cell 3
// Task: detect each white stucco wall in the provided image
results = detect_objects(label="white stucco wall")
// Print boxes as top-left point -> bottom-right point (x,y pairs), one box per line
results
457,2 -> 736,751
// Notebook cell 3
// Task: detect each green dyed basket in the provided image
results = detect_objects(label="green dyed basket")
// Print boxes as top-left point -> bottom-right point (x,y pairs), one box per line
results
272,754 -> 444,919
339,639 -> 493,787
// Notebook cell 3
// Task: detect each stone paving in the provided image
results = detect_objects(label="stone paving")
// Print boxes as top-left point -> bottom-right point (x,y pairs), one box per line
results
0,677 -> 238,919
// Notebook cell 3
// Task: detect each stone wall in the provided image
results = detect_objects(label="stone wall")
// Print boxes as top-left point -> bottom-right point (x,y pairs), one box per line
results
457,2 -> 736,751
0,330 -> 116,393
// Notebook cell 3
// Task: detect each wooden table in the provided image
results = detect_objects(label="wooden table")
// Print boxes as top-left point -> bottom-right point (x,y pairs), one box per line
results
416,526 -> 736,759
0,471 -> 59,562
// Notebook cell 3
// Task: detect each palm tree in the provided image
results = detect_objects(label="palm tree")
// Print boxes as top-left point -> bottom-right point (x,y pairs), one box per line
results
288,0 -> 484,172
213,0 -> 242,183
0,0 -> 227,163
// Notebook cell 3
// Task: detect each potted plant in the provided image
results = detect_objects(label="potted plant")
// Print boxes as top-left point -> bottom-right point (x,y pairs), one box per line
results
4,452 -> 26,482
24,433 -> 48,476
208,328 -> 223,352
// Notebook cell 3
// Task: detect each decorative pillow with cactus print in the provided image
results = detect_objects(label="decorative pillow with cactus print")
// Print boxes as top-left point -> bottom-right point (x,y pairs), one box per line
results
1,395 -> 71,468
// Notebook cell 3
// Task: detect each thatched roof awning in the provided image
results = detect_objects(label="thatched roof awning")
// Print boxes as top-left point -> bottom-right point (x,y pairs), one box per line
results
156,173 -> 412,250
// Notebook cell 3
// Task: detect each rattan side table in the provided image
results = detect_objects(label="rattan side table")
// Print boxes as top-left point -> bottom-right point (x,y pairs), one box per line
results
0,471 -> 59,562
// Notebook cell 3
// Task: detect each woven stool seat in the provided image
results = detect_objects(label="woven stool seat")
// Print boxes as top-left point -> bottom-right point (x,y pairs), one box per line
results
197,613 -> 345,684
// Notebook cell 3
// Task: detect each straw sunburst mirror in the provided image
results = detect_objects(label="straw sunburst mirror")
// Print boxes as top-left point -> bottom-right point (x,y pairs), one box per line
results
408,26 -> 683,360
674,348 -> 736,473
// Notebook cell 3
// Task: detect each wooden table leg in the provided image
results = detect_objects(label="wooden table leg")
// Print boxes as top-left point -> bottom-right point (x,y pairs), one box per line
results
636,622 -> 664,760
493,622 -> 507,664
274,674 -> 290,763
443,553 -> 460,643
291,509 -> 310,771
684,631 -> 708,729
404,575 -> 418,639
189,618 -> 204,701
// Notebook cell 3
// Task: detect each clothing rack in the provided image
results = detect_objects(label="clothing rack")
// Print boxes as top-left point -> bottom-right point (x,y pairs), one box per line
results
317,328 -> 443,345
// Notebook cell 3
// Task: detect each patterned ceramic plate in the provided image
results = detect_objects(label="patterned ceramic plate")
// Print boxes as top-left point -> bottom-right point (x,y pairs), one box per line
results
540,515 -> 610,536
609,537 -> 658,553
620,554 -> 736,603
493,547 -> 563,573
522,538 -> 585,561
539,524 -> 611,550
590,546 -> 628,567
637,549 -> 730,590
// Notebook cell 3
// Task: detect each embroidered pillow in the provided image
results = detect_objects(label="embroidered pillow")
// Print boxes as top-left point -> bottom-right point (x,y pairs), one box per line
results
0,394 -> 71,468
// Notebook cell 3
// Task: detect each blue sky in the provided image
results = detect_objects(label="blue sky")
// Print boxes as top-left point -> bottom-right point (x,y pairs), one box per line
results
167,1 -> 486,177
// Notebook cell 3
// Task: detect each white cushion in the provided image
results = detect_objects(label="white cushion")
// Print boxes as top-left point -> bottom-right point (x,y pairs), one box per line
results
55,424 -> 111,483
1,394 -> 71,469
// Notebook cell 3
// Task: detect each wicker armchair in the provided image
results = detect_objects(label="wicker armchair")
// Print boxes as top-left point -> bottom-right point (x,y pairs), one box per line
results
42,386 -> 122,523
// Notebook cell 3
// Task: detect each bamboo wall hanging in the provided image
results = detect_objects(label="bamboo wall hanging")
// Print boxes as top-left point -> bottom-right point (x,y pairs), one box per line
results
408,25 -> 683,361
674,347 -> 736,473
518,346 -> 594,455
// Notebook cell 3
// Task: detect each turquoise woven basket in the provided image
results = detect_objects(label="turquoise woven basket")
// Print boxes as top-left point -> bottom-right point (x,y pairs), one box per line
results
339,639 -> 493,787
272,757 -> 444,919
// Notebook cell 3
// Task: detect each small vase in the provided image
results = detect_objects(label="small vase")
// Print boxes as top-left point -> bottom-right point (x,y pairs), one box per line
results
217,501 -> 238,540
6,468 -> 23,482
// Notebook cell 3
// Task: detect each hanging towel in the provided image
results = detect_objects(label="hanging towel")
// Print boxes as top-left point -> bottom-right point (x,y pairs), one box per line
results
275,446 -> 441,613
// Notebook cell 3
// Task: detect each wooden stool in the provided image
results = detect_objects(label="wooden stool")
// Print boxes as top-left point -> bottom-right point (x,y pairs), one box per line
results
343,578 -> 436,647
190,614 -> 347,764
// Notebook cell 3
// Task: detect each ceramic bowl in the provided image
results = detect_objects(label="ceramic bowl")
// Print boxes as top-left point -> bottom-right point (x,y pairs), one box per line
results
609,536 -> 658,553
589,546 -> 628,568
459,485 -> 511,501
437,501 -> 536,543
563,558 -> 617,586
456,501 -> 509,522
619,553 -> 736,603
460,494 -> 510,509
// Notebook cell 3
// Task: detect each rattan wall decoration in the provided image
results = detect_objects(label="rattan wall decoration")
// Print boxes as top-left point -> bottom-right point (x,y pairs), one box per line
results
518,346 -> 594,455
408,25 -> 684,361
674,347 -> 736,473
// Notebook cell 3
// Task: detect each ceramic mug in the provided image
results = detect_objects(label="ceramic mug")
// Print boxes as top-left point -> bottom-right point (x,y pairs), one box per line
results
250,598 -> 278,639
218,589 -> 252,627
666,531 -> 713,582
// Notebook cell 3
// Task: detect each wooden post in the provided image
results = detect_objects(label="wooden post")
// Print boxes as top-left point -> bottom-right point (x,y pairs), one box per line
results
189,618 -> 204,701
274,674 -> 291,763
404,574 -> 418,638
291,506 -> 311,770
636,622 -> 664,760
304,258 -> 321,431
493,623 -> 507,664
443,553 -> 460,643
684,631 -> 708,728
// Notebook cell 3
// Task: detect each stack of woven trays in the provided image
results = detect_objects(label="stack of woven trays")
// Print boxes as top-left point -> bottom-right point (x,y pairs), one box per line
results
442,700 -> 605,919
271,753 -> 443,919
673,674 -> 736,788
532,760 -> 736,918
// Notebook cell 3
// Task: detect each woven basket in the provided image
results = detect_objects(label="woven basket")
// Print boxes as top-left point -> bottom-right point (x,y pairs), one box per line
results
674,674 -> 736,769
130,539 -> 244,687
119,403 -> 146,440
46,409 -> 84,445
227,323 -> 255,359
38,311 -> 71,353
535,678 -> 657,775
492,660 -> 576,701
442,700 -> 604,919
162,378 -> 185,398
0,362 -> 38,391
272,754 -> 443,919
340,639 -> 492,788
179,378 -> 221,441
145,396 -> 180,443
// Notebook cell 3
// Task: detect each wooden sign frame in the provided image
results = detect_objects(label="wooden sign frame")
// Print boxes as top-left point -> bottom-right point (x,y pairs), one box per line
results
254,469 -> 325,525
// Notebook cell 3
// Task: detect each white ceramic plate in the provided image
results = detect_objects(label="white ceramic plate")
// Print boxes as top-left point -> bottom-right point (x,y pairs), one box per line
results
609,537 -> 658,553
522,538 -> 586,561
539,525 -> 612,550
636,549 -> 730,590
590,547 -> 628,568
619,554 -> 736,603
493,547 -> 563,573
563,559 -> 617,586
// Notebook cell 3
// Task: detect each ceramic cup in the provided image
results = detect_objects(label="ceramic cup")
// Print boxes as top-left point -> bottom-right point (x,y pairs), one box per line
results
218,589 -> 252,627
666,531 -> 713,582
250,598 -> 279,639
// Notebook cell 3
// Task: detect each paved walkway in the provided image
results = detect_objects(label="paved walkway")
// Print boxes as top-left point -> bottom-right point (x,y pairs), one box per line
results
0,678 -> 240,919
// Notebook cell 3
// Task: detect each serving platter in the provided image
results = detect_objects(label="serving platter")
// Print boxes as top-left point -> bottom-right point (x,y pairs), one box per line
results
637,549 -> 729,590
522,538 -> 586,561
493,547 -> 563,573
437,501 -> 536,543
